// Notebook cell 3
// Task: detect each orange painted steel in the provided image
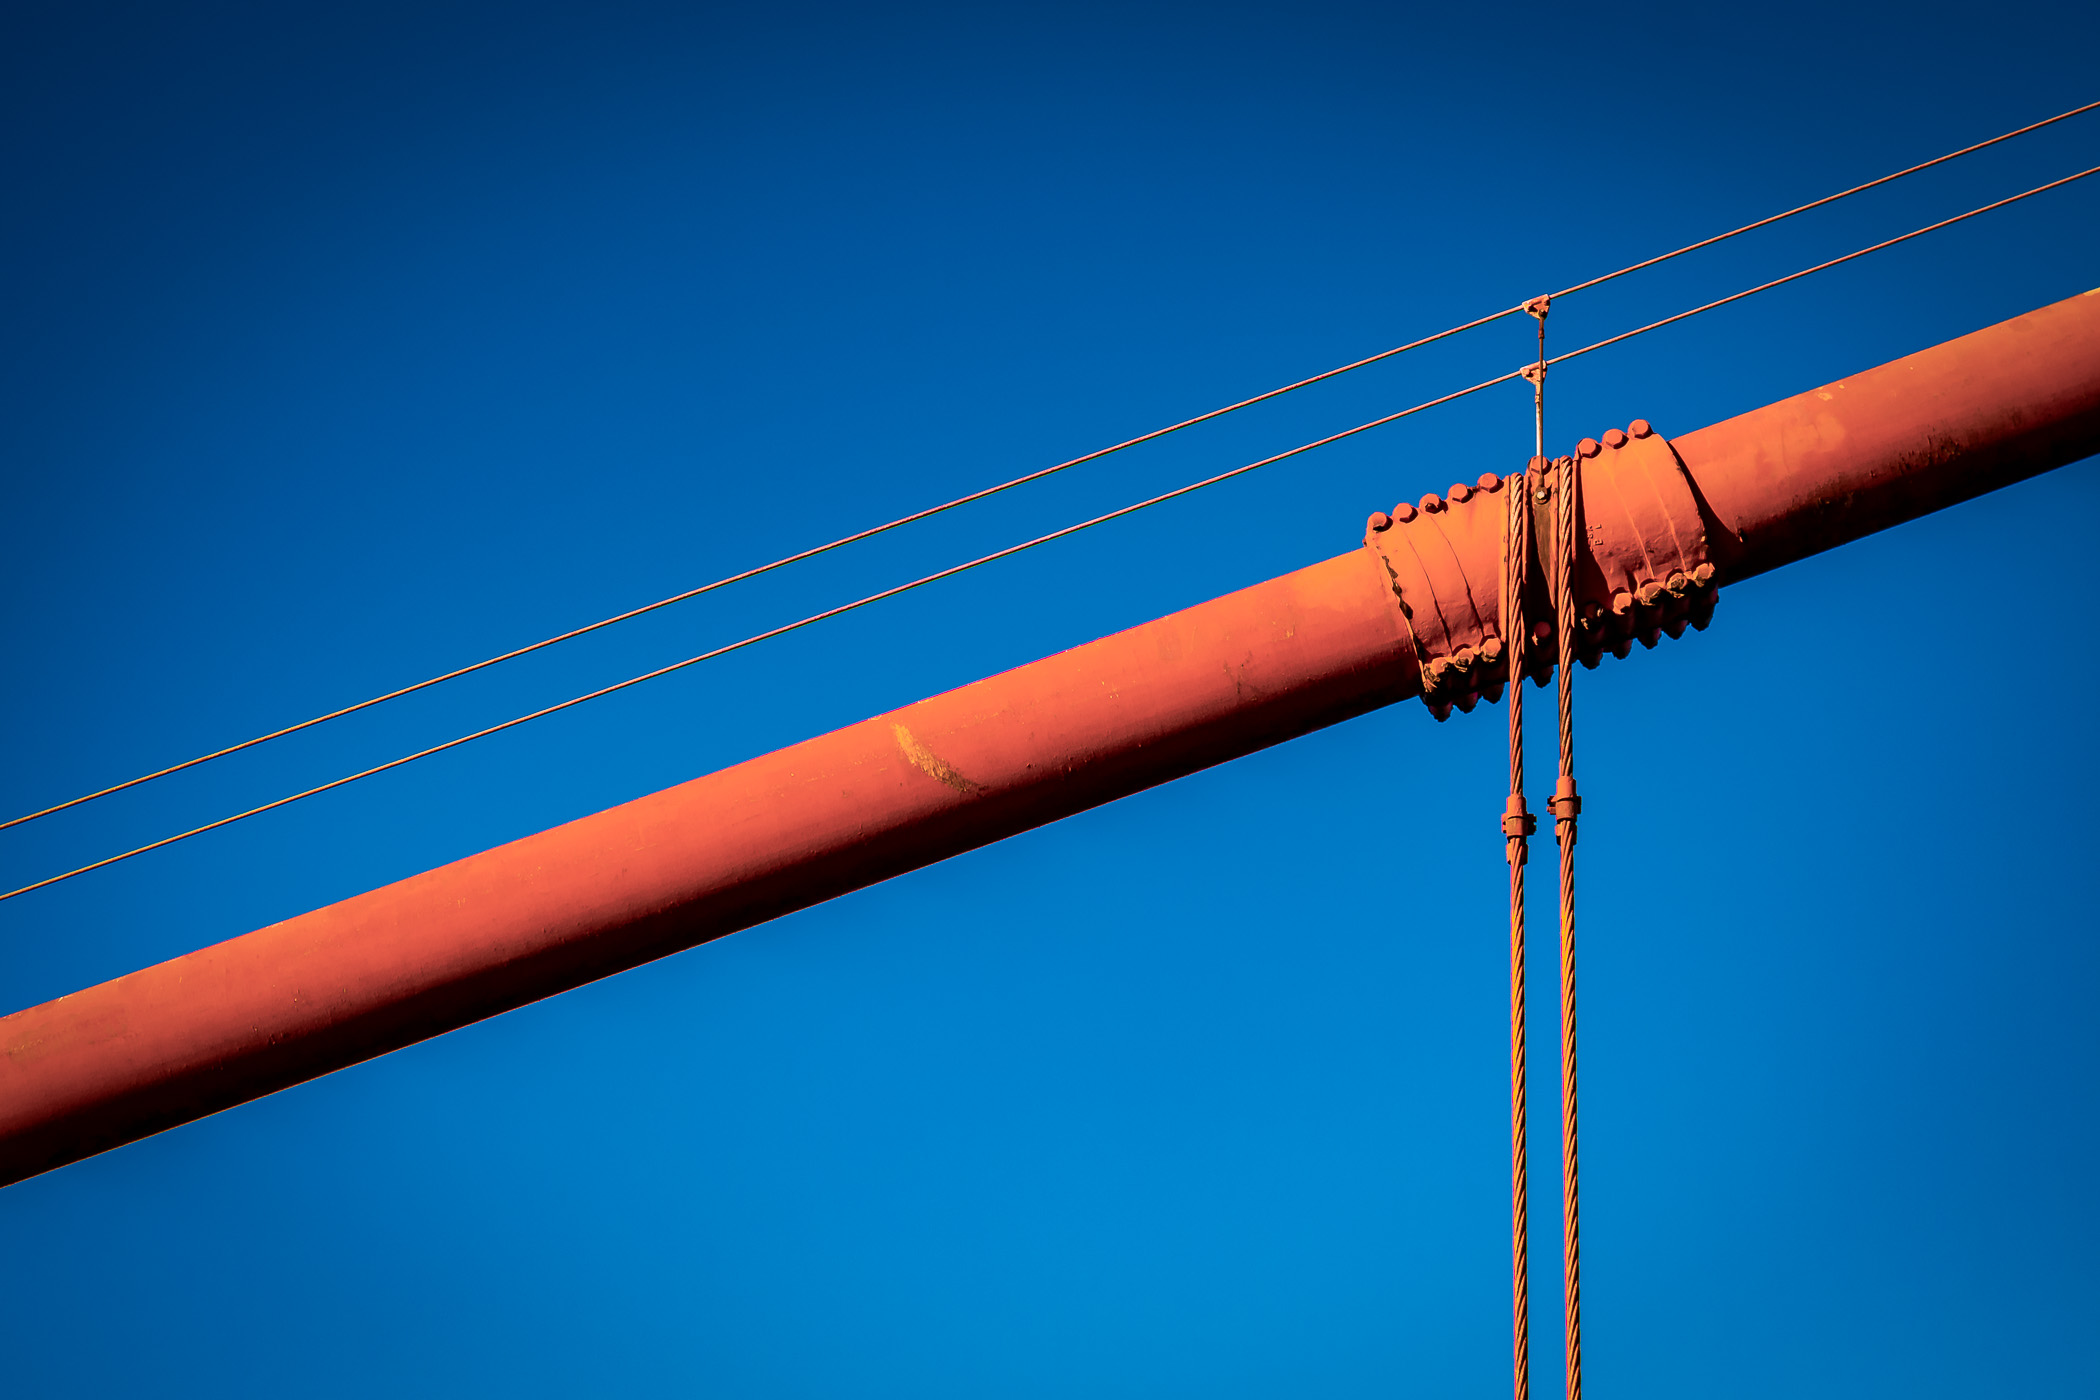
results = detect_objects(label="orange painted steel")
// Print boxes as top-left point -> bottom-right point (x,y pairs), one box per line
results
5,289 -> 2100,1187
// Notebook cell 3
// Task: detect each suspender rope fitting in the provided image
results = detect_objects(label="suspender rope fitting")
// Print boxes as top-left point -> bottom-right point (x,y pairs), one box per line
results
1364,294 -> 1731,1400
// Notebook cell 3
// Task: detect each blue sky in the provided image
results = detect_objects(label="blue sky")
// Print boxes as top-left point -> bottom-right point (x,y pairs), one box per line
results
3,3 -> 2098,1395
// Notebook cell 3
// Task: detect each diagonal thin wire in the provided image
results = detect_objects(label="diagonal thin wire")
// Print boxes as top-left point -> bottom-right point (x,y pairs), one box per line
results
10,155 -> 2098,905
1549,164 -> 2100,370
1548,98 -> 2100,301
7,99 -> 2092,837
0,311 -> 1515,838
0,371 -> 1522,904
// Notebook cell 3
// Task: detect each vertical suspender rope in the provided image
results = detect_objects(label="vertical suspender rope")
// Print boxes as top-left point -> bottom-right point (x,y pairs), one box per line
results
1509,293 -> 1581,1400
1549,393 -> 1584,1400
1505,296 -> 1547,1400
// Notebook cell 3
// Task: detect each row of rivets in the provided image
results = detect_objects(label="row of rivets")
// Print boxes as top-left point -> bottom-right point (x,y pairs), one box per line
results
1369,421 -> 1711,717
1366,471 -> 1509,535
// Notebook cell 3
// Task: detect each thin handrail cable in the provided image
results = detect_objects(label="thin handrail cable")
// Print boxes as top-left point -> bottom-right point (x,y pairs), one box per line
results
1548,98 -> 2100,301
0,370 -> 1522,904
11,101 -> 2095,840
1547,163 -> 2100,369
4,98 -> 2091,837
0,308 -> 1517,837
4,158 -> 2096,904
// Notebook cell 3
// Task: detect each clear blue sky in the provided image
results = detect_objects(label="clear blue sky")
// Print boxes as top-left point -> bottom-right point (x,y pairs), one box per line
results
3,3 -> 2097,1395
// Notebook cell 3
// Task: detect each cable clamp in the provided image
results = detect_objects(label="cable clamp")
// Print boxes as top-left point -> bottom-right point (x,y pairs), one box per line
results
1520,362 -> 1547,386
1522,295 -> 1550,322
1547,777 -> 1581,822
1502,795 -> 1537,839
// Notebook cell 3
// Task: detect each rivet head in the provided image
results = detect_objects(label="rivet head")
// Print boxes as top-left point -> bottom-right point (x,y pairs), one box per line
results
1602,428 -> 1628,449
1392,502 -> 1418,523
1636,580 -> 1665,606
1691,562 -> 1716,586
1420,493 -> 1445,513
1609,590 -> 1634,616
1578,438 -> 1602,458
1665,570 -> 1688,595
1449,482 -> 1473,503
1368,511 -> 1392,533
1628,419 -> 1653,438
1478,472 -> 1503,491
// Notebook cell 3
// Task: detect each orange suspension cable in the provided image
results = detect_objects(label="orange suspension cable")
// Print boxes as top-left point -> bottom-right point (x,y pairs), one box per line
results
1503,295 -> 1548,1400
1548,440 -> 1583,1400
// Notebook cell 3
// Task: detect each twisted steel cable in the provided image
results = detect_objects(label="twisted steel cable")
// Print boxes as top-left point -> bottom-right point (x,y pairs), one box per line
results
6,99 -> 2091,839
1507,627 -> 1531,1400
1504,300 -> 1547,1400
1551,444 -> 1583,1400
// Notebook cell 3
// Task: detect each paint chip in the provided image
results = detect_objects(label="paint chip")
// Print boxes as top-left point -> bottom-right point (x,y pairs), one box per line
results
892,724 -> 979,793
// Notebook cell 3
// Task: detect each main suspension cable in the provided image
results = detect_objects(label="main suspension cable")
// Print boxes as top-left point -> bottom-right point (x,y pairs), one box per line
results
6,99 -> 2090,838
4,159 -> 2094,904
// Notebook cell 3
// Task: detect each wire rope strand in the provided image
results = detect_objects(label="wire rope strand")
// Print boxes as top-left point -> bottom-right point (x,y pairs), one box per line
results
1506,300 -> 1547,1400
1508,614 -> 1530,1400
1552,443 -> 1581,1400
1507,491 -> 1531,1400
8,101 -> 2091,838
